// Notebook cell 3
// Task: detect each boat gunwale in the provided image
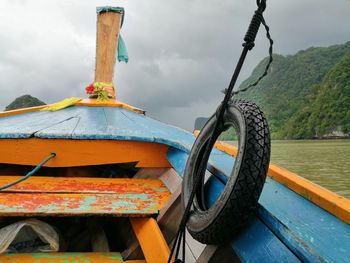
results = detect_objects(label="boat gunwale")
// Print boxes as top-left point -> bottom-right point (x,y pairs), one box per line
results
203,133 -> 350,225
0,99 -> 144,118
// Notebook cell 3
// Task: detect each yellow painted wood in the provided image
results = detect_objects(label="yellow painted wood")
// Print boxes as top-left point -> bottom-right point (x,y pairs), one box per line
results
193,130 -> 200,137
40,98 -> 82,111
130,218 -> 170,263
0,138 -> 171,168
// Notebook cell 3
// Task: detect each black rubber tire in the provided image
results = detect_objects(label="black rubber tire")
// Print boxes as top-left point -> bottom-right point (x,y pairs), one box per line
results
182,100 -> 270,244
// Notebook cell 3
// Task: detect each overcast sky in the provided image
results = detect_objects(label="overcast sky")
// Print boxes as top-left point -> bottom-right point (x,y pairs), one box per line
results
0,0 -> 349,130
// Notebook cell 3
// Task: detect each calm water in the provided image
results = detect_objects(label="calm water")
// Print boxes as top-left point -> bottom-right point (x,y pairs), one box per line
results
229,140 -> 350,199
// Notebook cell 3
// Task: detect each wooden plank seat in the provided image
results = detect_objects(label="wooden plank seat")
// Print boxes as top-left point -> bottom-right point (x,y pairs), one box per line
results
0,252 -> 146,263
0,176 -> 170,216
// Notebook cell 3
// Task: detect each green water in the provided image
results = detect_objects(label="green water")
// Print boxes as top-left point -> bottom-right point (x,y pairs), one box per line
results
271,140 -> 350,199
229,140 -> 350,199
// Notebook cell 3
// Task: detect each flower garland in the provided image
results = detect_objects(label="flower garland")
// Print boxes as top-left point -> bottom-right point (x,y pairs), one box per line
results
85,82 -> 115,100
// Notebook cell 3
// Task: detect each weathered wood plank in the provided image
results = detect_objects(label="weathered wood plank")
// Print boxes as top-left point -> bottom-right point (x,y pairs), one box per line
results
0,252 -> 146,263
0,192 -> 166,217
260,179 -> 350,263
75,99 -> 145,114
0,177 -> 170,216
0,176 -> 169,194
268,163 -> 350,224
135,168 -> 182,194
230,217 -> 301,263
49,107 -> 108,139
119,108 -> 196,152
157,186 -> 182,244
130,218 -> 170,263
212,141 -> 350,225
0,109 -> 77,139
124,169 -> 182,260
0,105 -> 46,117
95,10 -> 121,83
196,245 -> 241,263
0,105 -> 197,156
102,108 -> 155,142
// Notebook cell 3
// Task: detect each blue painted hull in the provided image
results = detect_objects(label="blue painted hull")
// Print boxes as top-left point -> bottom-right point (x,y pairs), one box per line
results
1,105 -> 349,262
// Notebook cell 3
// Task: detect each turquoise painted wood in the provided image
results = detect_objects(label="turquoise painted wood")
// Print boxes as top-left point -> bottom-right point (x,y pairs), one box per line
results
0,176 -> 170,217
0,106 -> 195,152
260,179 -> 350,263
0,110 -> 77,138
203,147 -> 350,263
167,147 -> 301,262
230,217 -> 301,263
2,105 -> 350,262
167,147 -> 350,263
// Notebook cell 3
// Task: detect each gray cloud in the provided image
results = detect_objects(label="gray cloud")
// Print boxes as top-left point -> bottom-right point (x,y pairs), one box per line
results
0,0 -> 349,130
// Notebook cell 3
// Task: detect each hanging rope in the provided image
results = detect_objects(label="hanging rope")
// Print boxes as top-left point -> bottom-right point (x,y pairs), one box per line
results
169,0 -> 273,262
0,153 -> 56,191
231,3 -> 274,96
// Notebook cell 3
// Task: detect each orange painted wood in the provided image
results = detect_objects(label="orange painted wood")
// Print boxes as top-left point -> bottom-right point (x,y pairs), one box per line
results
210,140 -> 350,224
95,11 -> 121,84
0,105 -> 46,117
0,193 -> 159,216
193,130 -> 238,156
0,100 -> 144,118
76,99 -> 145,114
268,163 -> 350,224
130,218 -> 170,263
0,138 -> 171,168
0,176 -> 169,194
0,252 -> 146,263
193,130 -> 200,136
0,178 -> 170,216
214,141 -> 238,156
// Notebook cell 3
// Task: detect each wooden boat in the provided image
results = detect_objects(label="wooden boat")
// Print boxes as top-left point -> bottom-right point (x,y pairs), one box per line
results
0,6 -> 349,263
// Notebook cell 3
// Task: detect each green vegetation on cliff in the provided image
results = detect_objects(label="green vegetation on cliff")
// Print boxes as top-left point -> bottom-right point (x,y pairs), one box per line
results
282,53 -> 350,138
5,95 -> 46,111
239,42 -> 350,139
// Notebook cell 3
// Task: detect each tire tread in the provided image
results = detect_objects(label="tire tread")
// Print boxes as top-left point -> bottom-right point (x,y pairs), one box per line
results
188,100 -> 270,244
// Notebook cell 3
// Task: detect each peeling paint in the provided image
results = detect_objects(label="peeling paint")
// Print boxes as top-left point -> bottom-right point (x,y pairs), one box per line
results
0,252 -> 126,263
0,177 -> 170,216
